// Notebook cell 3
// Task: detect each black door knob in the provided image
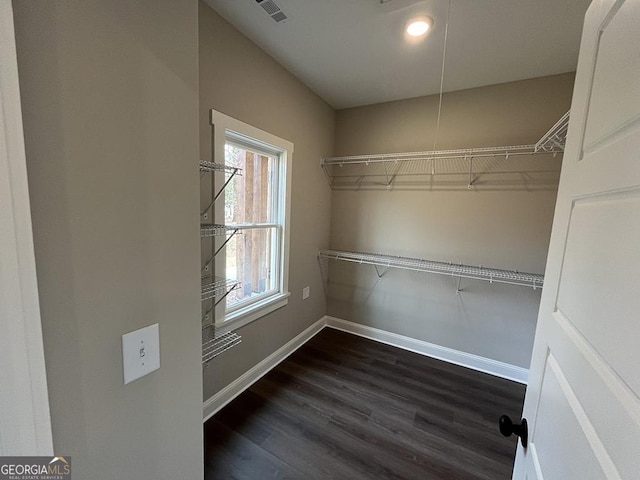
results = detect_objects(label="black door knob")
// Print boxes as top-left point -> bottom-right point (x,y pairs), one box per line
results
499,415 -> 528,448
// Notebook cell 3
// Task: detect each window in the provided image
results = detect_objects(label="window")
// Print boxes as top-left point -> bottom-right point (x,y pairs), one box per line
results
211,111 -> 293,329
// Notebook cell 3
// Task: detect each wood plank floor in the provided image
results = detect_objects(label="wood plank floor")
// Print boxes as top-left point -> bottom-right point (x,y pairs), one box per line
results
204,328 -> 526,480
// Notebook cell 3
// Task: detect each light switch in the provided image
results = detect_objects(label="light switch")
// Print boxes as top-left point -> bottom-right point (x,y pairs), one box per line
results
302,286 -> 310,299
122,323 -> 160,385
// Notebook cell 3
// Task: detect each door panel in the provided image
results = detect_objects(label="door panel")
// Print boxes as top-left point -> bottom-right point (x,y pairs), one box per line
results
533,355 -> 608,480
583,1 -> 640,152
549,312 -> 640,478
514,0 -> 640,478
556,190 -> 640,392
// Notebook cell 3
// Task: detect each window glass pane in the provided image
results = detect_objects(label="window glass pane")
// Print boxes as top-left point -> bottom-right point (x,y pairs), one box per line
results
226,227 -> 277,309
225,143 -> 275,224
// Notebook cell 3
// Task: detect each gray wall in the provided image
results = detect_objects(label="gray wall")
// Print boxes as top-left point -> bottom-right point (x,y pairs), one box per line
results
329,74 -> 575,369
199,3 -> 335,397
13,1 -> 203,479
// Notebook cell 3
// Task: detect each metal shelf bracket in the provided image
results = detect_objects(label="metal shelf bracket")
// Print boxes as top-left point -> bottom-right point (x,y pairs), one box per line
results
199,161 -> 242,218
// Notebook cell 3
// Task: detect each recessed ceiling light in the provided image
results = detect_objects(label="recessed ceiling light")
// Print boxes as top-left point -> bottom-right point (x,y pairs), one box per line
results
406,16 -> 433,37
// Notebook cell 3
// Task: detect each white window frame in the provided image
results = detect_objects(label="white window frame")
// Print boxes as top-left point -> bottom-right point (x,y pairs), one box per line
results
210,110 -> 293,331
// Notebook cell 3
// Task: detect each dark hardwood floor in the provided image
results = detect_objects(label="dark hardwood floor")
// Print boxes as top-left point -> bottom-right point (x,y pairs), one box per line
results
204,328 -> 526,480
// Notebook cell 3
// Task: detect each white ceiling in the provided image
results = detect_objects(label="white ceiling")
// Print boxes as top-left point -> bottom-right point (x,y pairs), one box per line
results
205,0 -> 592,109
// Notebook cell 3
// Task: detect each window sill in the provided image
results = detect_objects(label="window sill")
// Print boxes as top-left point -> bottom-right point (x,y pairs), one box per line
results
220,292 -> 291,331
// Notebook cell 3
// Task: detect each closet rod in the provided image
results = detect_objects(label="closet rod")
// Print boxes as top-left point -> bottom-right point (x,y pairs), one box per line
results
318,249 -> 544,289
322,144 -> 538,166
322,110 -> 570,166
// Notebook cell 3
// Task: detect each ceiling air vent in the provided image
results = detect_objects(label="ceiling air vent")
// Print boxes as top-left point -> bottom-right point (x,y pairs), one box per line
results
255,0 -> 288,23
379,0 -> 428,13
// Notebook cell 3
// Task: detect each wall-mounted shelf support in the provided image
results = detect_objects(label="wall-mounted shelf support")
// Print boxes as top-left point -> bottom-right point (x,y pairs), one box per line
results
200,224 -> 240,276
535,110 -> 570,153
201,276 -> 240,305
199,161 -> 241,219
318,249 -> 544,290
373,264 -> 390,278
202,304 -> 213,324
213,233 -> 237,257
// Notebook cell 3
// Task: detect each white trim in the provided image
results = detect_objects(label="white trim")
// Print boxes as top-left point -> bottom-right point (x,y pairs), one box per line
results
209,110 -> 294,330
203,317 -> 325,421
222,291 -> 290,332
203,314 -> 528,422
325,316 -> 529,384
528,443 -> 545,480
211,110 -> 294,157
0,1 -> 53,455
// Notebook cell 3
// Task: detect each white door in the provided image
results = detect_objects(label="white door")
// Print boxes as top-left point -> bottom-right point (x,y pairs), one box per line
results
0,0 -> 52,455
511,0 -> 640,478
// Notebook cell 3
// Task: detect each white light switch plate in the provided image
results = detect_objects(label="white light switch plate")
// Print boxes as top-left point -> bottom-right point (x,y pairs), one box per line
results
302,286 -> 310,299
122,323 -> 160,385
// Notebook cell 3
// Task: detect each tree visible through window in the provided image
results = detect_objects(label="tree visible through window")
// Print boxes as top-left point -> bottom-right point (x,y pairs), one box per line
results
211,110 -> 292,328
224,140 -> 279,311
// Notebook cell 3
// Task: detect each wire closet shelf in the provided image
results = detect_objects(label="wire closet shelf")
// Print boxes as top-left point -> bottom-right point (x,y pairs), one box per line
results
321,111 -> 570,190
201,276 -> 240,302
201,223 -> 236,237
199,121 -> 245,366
318,249 -> 544,289
199,160 -> 241,175
202,324 -> 242,364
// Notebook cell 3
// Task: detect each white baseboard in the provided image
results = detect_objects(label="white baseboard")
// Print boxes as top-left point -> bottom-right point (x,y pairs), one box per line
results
203,315 -> 528,422
324,316 -> 528,384
203,317 -> 326,422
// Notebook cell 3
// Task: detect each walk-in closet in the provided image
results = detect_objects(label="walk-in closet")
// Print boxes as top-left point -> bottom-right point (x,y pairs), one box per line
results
9,0 -> 638,478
